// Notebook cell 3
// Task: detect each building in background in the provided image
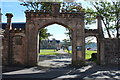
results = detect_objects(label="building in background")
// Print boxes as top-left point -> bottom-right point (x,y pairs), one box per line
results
40,39 -> 61,50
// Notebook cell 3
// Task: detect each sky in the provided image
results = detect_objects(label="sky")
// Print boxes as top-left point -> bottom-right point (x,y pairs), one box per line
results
0,0 -> 104,42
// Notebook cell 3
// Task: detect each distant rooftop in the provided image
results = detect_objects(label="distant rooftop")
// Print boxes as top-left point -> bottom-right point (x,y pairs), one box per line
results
2,23 -> 26,29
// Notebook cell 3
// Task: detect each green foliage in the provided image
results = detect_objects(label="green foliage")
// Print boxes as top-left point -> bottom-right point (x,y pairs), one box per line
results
20,2 -> 53,40
62,39 -> 71,53
62,2 -> 83,12
39,28 -> 52,41
85,37 -> 94,45
84,8 -> 96,25
40,2 -> 52,12
20,1 -> 120,38
85,1 -> 120,38
20,2 -> 53,11
65,28 -> 72,41
20,2 -> 41,10
20,0 -> 61,11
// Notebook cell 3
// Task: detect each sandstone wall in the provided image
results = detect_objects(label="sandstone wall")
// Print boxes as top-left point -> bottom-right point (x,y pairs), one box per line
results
11,33 -> 27,65
104,39 -> 120,65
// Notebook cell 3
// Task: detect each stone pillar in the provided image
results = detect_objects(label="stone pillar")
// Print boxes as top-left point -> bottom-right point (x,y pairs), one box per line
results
97,15 -> 105,65
97,15 -> 104,38
72,20 -> 85,66
26,22 -> 38,66
72,29 -> 77,65
0,28 -> 3,79
2,13 -> 13,65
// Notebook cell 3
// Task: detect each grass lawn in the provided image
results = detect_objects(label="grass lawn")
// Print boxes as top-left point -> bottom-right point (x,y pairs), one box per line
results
39,49 -> 60,55
39,49 -> 97,60
64,49 -> 72,54
86,50 -> 97,60
65,50 -> 97,59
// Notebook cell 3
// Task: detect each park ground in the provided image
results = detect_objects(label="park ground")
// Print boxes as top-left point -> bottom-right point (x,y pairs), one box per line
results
2,49 -> 120,80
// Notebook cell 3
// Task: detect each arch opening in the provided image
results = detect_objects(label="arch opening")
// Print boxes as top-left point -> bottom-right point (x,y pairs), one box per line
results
39,22 -> 73,31
85,36 -> 98,64
37,23 -> 73,68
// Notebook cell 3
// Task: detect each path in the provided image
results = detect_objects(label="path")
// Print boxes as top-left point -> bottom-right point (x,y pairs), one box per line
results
38,49 -> 72,68
2,49 -> 120,80
3,63 -> 120,80
56,49 -> 68,54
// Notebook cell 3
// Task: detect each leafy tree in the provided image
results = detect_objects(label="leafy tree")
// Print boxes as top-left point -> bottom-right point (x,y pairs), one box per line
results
65,29 -> 72,41
62,2 -> 83,12
20,1 -> 54,40
63,1 -> 120,38
20,1 -> 120,39
20,2 -> 41,10
85,37 -> 94,45
85,1 -> 120,38
62,39 -> 71,53
39,28 -> 52,41
20,2 -> 53,12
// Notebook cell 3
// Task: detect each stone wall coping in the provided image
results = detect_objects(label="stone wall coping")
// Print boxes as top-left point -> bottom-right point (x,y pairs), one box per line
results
25,10 -> 84,14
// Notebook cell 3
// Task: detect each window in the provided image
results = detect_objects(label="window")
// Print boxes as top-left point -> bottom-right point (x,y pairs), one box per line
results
15,36 -> 22,45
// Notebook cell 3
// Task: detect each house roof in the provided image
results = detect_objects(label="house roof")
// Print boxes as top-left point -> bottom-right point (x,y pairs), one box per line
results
49,40 -> 60,43
2,23 -> 26,29
42,40 -> 60,43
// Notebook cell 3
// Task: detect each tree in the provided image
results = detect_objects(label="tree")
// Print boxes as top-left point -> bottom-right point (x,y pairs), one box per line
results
63,2 -> 83,41
62,39 -> 71,53
65,28 -> 72,41
85,37 -> 94,45
39,28 -> 52,41
63,1 -> 120,38
85,1 -> 120,38
62,2 -> 83,12
20,2 -> 53,12
20,1 -> 54,40
20,1 -> 120,38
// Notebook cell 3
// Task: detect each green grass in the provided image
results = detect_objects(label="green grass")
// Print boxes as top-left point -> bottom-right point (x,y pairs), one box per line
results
85,50 -> 97,60
65,50 -> 97,60
40,49 -> 55,52
39,49 -> 60,55
64,49 -> 72,54
39,49 -> 97,60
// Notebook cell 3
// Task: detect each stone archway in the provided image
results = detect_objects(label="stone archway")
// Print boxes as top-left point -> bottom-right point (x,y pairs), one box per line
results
25,3 -> 85,66
2,3 -> 119,67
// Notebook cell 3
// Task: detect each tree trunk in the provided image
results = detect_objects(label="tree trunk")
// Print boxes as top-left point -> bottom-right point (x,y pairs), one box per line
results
106,28 -> 112,38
